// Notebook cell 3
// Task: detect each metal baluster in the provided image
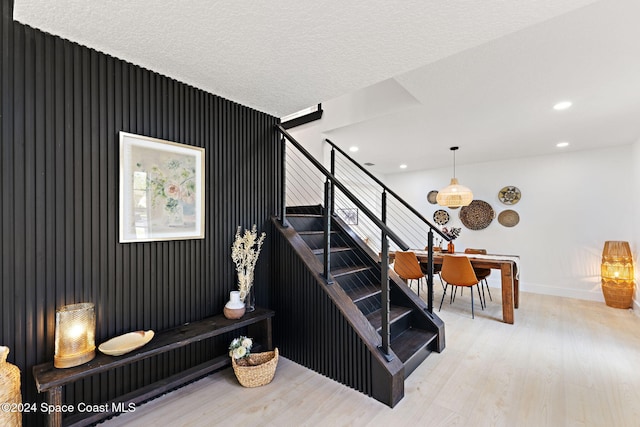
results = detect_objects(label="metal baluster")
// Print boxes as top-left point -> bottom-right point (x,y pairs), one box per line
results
426,229 -> 434,313
323,179 -> 333,284
330,147 -> 336,216
280,134 -> 288,227
379,232 -> 393,361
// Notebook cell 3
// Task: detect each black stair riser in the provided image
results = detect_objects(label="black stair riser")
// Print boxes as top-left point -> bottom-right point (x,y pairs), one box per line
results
355,297 -> 382,317
402,347 -> 432,377
286,215 -> 325,232
388,313 -> 412,337
314,250 -> 359,268
300,232 -> 349,250
334,269 -> 380,291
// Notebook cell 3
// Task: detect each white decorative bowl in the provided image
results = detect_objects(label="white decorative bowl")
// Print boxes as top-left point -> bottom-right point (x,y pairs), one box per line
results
98,330 -> 154,356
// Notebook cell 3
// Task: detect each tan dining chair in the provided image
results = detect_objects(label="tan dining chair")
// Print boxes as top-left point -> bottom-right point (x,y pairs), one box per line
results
393,251 -> 426,296
464,248 -> 492,303
439,255 -> 484,318
420,246 -> 445,289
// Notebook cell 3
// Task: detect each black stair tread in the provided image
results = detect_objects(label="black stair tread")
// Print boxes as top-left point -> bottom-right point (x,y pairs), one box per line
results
311,247 -> 353,255
366,305 -> 413,331
287,213 -> 323,218
345,283 -> 381,303
390,328 -> 438,364
298,230 -> 338,235
331,265 -> 373,277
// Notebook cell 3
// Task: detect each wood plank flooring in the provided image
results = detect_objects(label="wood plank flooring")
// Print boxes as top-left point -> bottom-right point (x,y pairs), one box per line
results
102,291 -> 640,427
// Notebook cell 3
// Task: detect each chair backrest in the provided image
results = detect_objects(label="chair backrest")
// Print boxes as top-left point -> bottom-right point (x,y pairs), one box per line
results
440,255 -> 479,286
464,248 -> 487,255
393,251 -> 425,280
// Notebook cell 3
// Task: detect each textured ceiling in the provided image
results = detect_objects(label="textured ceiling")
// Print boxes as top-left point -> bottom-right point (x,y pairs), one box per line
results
14,0 -> 599,117
318,0 -> 640,172
13,0 -> 640,174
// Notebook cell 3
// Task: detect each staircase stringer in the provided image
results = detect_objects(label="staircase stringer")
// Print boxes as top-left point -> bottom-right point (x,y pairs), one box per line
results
270,216 -> 405,407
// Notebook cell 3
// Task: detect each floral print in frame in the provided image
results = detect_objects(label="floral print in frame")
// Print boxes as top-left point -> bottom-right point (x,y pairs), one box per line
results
119,131 -> 205,242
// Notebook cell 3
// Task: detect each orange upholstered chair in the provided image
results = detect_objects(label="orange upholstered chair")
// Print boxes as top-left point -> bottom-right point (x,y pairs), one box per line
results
393,251 -> 426,296
420,246 -> 444,289
464,248 -> 492,303
439,255 -> 483,318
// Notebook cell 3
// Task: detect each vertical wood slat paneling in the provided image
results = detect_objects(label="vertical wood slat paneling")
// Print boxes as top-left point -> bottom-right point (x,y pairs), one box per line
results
270,221 -> 379,401
0,3 -> 280,424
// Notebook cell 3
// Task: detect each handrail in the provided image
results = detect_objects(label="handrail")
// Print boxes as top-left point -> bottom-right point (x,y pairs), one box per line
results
325,138 -> 450,241
277,124 -> 409,251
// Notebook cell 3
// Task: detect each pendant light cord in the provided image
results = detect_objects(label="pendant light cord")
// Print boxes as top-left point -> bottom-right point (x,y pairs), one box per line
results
450,146 -> 459,178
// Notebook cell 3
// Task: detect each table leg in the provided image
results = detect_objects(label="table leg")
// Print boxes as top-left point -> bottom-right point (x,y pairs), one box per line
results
514,275 -> 519,309
500,264 -> 514,324
46,387 -> 63,427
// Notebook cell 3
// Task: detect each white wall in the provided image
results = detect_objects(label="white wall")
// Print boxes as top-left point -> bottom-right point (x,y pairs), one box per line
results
384,146 -> 634,302
632,138 -> 640,312
288,110 -> 637,305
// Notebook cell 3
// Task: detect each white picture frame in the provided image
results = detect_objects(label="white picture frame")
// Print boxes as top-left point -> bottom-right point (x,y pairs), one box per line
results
119,131 -> 205,242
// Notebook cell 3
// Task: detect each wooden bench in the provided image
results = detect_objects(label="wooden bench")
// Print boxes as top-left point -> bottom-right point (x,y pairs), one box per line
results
33,307 -> 274,427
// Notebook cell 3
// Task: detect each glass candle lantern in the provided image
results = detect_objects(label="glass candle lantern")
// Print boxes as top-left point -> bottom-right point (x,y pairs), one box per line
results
601,241 -> 635,309
54,303 -> 96,368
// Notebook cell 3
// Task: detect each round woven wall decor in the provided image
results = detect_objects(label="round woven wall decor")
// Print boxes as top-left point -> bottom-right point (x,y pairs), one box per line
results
498,186 -> 521,205
498,209 -> 520,227
433,209 -> 450,225
459,200 -> 495,230
427,190 -> 438,204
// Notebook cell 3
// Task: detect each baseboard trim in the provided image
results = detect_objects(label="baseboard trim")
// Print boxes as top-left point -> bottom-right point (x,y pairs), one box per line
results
486,279 -> 639,313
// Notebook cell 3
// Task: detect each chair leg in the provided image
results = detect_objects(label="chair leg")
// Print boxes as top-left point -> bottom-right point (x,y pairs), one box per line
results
439,284 -> 449,312
477,285 -> 485,310
470,286 -> 475,319
484,279 -> 492,301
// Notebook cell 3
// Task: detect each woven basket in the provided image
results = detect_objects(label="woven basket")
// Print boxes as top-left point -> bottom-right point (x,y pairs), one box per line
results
602,281 -> 635,309
0,346 -> 22,427
231,348 -> 278,388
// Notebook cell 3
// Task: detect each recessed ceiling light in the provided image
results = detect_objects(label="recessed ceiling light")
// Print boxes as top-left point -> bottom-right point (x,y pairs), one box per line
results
553,101 -> 572,111
556,141 -> 570,148
349,146 -> 359,152
400,164 -> 407,169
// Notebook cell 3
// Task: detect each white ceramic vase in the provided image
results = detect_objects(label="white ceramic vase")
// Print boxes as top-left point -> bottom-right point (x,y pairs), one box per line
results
223,291 -> 246,319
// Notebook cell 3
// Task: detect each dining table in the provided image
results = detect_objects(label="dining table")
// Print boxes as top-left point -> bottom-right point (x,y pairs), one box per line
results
391,250 -> 521,324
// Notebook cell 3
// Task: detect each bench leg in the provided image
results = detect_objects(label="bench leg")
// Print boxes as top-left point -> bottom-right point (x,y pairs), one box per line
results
46,387 -> 63,427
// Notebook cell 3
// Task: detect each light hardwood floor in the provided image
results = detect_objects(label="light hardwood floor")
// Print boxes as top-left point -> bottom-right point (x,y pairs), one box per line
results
103,289 -> 640,427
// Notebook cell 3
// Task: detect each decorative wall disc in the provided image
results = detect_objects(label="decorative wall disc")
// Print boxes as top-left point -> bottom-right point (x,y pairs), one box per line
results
427,190 -> 438,204
498,186 -> 521,205
433,209 -> 450,225
498,210 -> 520,227
459,200 -> 495,230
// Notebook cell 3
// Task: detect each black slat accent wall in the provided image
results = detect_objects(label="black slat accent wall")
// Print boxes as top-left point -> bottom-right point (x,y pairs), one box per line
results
269,220 -> 375,398
1,2 -> 280,423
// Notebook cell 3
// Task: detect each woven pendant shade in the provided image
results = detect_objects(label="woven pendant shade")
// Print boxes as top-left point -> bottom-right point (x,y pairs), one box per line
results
436,178 -> 474,208
601,241 -> 635,309
437,147 -> 473,208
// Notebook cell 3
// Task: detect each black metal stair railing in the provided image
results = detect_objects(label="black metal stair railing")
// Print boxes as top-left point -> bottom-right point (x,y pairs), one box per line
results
276,124 -> 448,357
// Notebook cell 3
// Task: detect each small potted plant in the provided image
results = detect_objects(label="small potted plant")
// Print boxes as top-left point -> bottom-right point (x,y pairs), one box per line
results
441,227 -> 461,253
229,336 -> 278,388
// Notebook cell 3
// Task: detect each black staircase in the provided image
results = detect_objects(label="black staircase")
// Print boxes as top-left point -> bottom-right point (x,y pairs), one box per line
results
271,124 -> 449,407
286,206 -> 441,376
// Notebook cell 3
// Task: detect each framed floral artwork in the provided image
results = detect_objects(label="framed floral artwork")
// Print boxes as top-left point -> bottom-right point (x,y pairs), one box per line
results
119,132 -> 205,242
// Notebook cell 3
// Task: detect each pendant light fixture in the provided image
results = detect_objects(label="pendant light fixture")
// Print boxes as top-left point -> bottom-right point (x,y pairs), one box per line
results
436,146 -> 473,208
